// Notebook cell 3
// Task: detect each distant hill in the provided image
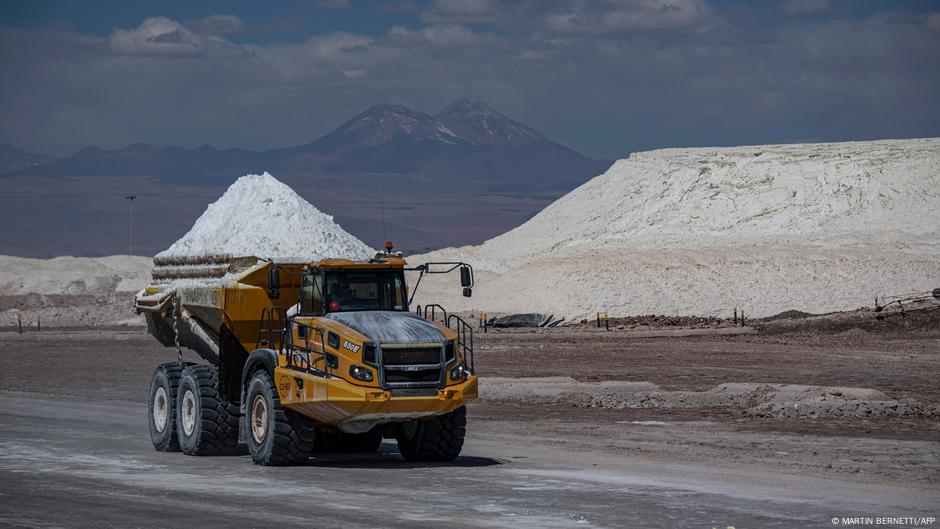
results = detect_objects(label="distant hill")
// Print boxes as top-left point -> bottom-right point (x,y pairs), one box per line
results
8,99 -> 611,193
0,143 -> 59,174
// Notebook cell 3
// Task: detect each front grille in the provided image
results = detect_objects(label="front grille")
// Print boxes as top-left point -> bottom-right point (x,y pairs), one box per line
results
381,345 -> 443,388
382,347 -> 440,365
385,369 -> 440,384
391,388 -> 438,397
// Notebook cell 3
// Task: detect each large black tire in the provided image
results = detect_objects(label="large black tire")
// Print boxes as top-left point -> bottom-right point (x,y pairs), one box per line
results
396,406 -> 467,462
244,370 -> 316,466
176,364 -> 242,456
148,363 -> 183,452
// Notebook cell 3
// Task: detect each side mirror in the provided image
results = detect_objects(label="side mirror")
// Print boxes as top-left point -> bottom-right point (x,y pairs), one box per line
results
268,266 -> 280,299
459,265 -> 472,288
462,287 -> 472,298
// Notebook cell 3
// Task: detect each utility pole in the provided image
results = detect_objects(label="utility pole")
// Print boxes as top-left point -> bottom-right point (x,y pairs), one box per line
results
381,183 -> 386,244
125,195 -> 136,255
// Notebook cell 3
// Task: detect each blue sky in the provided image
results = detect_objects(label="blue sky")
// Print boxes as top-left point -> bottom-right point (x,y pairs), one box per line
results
2,0 -> 939,158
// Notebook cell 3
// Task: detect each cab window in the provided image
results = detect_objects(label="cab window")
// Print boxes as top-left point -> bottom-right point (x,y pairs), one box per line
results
300,273 -> 323,314
324,271 -> 407,312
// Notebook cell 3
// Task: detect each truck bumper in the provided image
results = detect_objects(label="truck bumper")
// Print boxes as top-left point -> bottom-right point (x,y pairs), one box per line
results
275,368 -> 478,429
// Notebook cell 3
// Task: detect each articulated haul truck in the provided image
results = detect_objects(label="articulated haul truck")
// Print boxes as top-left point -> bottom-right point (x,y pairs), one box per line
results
136,244 -> 476,466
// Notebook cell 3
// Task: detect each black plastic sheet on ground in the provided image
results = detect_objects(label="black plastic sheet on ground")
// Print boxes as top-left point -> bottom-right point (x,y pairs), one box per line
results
488,313 -> 562,328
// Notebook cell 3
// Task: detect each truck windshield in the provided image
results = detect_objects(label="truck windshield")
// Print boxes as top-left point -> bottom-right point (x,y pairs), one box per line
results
324,270 -> 408,313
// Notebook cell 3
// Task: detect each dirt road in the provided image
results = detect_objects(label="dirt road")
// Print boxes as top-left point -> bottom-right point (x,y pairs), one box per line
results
0,328 -> 937,528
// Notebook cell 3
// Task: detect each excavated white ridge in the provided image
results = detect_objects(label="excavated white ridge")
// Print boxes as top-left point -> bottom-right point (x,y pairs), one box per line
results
410,138 -> 940,319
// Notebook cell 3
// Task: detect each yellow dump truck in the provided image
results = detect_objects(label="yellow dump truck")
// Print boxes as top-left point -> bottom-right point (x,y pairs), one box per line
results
135,244 -> 477,466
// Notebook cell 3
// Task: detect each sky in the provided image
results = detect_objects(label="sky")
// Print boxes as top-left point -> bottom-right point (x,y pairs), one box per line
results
1,0 -> 939,160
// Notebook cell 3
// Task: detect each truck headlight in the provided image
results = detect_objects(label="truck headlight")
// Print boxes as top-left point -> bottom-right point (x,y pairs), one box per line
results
349,364 -> 374,382
450,364 -> 470,380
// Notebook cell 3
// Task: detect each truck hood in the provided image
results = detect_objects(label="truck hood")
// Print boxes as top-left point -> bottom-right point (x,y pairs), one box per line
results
324,311 -> 446,345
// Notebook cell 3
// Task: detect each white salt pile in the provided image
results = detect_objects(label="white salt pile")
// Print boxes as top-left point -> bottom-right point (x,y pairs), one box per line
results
0,255 -> 152,296
410,138 -> 940,319
0,255 -> 153,327
157,172 -> 374,261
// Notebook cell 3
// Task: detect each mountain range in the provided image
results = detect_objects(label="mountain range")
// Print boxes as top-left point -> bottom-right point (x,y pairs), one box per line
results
6,99 -> 610,193
0,99 -> 613,257
0,143 -> 59,174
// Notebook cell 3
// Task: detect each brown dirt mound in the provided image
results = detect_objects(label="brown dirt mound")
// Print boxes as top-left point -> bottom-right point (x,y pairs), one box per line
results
754,302 -> 939,335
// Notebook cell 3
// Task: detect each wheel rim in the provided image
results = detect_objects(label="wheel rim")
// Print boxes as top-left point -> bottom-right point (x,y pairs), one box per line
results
181,388 -> 197,436
153,386 -> 168,433
251,394 -> 268,445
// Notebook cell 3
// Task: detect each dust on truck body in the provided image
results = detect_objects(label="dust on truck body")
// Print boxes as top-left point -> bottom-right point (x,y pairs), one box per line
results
135,248 -> 477,466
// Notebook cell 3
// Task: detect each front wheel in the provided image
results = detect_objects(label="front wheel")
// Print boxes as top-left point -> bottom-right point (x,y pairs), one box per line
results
396,406 -> 467,462
244,370 -> 316,466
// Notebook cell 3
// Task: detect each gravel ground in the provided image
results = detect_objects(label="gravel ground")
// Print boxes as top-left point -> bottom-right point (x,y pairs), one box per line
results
1,322 -> 938,528
1,306 -> 937,492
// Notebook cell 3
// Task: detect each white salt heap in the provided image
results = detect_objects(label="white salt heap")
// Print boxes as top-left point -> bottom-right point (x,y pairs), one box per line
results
0,255 -> 152,327
158,172 -> 374,261
410,138 -> 940,319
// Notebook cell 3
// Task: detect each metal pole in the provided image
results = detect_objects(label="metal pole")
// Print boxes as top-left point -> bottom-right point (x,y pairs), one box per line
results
125,196 -> 136,255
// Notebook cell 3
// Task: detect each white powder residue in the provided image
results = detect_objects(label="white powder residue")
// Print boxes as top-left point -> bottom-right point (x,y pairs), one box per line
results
156,172 -> 375,261
409,138 -> 940,319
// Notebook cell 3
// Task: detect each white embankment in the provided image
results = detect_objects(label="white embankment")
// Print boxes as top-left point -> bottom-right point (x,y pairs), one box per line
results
409,138 -> 940,320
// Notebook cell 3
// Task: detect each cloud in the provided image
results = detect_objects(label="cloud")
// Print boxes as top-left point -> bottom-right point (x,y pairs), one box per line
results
927,13 -> 940,33
378,1 -> 420,13
184,14 -> 247,35
384,24 -> 479,47
109,17 -> 206,55
781,0 -> 829,16
313,0 -> 351,9
543,0 -> 714,34
421,0 -> 501,24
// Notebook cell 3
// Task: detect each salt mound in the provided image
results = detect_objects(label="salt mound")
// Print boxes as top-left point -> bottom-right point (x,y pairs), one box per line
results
157,172 -> 374,261
429,138 -> 940,273
410,138 -> 940,318
0,255 -> 152,295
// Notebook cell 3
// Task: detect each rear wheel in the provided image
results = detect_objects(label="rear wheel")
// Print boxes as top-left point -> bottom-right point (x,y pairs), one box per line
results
396,406 -> 466,462
245,370 -> 316,466
149,363 -> 183,452
176,364 -> 242,456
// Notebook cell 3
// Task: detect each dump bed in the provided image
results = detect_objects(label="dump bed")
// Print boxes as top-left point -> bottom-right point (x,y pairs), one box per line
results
134,255 -> 304,363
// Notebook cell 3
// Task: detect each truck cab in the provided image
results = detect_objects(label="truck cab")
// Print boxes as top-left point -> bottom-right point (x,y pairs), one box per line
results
291,257 -> 469,394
